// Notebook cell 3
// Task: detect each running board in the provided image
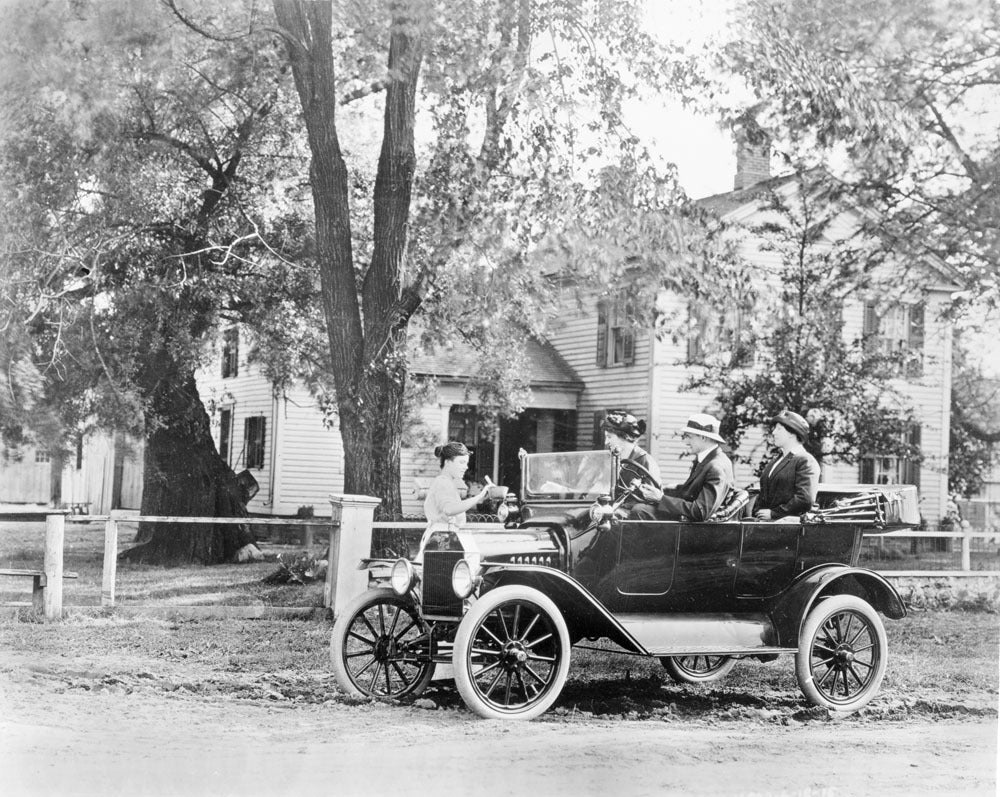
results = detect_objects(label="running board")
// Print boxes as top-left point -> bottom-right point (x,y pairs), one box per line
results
614,612 -> 792,656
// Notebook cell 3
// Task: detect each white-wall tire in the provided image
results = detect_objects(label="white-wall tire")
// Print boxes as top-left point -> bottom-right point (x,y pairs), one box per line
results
453,585 -> 571,720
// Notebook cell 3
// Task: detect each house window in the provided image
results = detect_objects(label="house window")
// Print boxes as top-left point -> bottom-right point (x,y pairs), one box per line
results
447,405 -> 493,484
687,304 -> 754,367
219,408 -> 233,465
34,449 -> 50,463
862,301 -> 924,378
859,424 -> 921,487
222,327 -> 239,378
244,416 -> 266,469
596,297 -> 636,367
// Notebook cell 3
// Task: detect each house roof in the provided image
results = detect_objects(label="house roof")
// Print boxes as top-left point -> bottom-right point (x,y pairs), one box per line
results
695,171 -> 798,216
410,336 -> 584,391
695,170 -> 962,289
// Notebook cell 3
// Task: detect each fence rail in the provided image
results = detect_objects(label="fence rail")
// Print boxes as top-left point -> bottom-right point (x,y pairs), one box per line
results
3,511 -> 997,620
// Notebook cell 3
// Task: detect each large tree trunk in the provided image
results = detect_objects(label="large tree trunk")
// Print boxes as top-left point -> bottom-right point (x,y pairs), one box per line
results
121,348 -> 257,565
340,331 -> 407,520
275,0 -> 424,520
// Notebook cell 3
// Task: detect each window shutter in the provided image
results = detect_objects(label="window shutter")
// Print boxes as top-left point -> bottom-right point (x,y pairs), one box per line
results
622,302 -> 635,365
862,301 -> 879,337
244,416 -> 266,469
592,410 -> 605,449
903,425 -> 921,486
906,303 -> 925,378
859,458 -> 874,483
686,304 -> 703,363
596,301 -> 608,367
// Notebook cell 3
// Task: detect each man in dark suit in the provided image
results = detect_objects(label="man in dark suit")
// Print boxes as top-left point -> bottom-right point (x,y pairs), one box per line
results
754,409 -> 820,520
630,413 -> 735,521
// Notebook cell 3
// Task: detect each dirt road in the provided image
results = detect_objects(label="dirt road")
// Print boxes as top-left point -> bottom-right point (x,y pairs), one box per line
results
2,649 -> 995,797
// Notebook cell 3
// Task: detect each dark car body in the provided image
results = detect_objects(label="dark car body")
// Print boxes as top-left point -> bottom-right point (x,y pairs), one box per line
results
332,449 -> 916,719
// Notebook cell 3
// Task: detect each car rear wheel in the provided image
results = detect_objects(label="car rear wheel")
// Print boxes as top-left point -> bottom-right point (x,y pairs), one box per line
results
453,585 -> 571,720
795,594 -> 887,713
660,655 -> 738,684
331,588 -> 435,699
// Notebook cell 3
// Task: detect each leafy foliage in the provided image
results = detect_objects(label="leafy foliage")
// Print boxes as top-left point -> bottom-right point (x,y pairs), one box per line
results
949,338 -> 1000,496
719,0 -> 1000,314
688,173 -> 920,470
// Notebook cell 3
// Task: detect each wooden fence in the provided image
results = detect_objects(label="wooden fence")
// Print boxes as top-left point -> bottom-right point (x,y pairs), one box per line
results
3,508 -> 998,621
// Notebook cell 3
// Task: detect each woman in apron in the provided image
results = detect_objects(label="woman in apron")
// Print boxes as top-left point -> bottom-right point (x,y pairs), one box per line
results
418,441 -> 491,558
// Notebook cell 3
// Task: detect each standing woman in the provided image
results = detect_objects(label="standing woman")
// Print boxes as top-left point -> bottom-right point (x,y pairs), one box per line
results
754,410 -> 820,520
424,441 -> 490,529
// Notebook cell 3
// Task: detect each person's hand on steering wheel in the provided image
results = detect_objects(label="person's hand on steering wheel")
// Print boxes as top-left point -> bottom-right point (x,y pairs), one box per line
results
617,460 -> 661,503
635,482 -> 664,503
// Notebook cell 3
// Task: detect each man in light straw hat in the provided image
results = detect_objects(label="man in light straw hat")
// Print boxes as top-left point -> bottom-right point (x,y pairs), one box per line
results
630,413 -> 735,521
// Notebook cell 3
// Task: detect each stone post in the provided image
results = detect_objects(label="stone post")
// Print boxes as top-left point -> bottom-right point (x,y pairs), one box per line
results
325,494 -> 381,618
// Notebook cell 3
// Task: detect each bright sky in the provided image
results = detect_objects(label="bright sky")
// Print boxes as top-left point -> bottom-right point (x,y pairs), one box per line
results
631,0 -> 742,199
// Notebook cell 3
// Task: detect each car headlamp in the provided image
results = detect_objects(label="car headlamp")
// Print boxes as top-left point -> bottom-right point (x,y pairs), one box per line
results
589,494 -> 614,524
390,558 -> 417,596
451,558 -> 478,599
496,502 -> 510,521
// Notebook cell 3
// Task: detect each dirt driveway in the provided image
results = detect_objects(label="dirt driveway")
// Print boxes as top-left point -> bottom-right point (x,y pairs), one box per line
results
1,614 -> 996,796
1,658 -> 995,796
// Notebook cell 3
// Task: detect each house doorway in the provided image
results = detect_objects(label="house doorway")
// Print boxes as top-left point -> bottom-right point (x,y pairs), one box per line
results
447,406 -> 577,497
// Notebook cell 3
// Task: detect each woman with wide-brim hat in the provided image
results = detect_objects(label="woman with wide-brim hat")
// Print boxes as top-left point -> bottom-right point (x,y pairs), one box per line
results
601,409 -> 662,485
754,410 -> 820,520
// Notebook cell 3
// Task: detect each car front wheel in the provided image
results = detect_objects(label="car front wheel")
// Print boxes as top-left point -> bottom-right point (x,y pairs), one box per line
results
331,588 -> 435,700
660,655 -> 738,684
453,585 -> 571,720
795,594 -> 887,713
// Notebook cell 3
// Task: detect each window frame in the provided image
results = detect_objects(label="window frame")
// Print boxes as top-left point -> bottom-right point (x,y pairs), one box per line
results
859,424 -> 921,488
596,297 -> 636,368
862,300 -> 924,378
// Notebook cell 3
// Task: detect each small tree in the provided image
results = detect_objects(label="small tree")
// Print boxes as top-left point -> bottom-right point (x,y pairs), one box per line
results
949,336 -> 1000,497
689,173 -> 920,473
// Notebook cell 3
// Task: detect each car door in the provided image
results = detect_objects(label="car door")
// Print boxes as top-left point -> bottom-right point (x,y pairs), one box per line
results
734,523 -> 801,598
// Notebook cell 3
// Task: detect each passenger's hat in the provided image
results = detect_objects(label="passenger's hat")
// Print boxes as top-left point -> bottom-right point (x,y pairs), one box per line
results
768,409 -> 810,442
602,410 -> 646,442
679,413 -> 724,443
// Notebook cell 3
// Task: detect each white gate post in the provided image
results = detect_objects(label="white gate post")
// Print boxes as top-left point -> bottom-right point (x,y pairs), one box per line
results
102,511 -> 121,607
325,494 -> 380,618
43,512 -> 66,620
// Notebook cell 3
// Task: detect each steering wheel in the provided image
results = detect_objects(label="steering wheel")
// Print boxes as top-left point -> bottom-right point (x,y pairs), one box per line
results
616,460 -> 661,501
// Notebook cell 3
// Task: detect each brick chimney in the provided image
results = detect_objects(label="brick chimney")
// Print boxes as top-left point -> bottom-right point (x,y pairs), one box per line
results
733,136 -> 771,191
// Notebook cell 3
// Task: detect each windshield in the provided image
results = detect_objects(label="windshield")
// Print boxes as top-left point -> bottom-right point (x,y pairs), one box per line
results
523,450 -> 613,500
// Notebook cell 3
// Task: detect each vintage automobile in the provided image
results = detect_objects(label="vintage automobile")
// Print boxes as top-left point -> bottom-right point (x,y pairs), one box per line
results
331,449 -> 918,720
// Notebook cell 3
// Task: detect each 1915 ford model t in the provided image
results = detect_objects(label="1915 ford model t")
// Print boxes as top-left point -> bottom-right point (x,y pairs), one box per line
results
331,449 -> 917,720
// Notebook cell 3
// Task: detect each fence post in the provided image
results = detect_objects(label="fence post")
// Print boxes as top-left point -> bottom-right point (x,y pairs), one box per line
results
43,513 -> 66,620
325,494 -> 380,618
102,511 -> 120,607
961,526 -> 971,572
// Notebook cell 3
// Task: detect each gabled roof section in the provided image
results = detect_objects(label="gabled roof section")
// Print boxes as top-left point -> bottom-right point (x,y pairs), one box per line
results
695,171 -> 799,217
410,336 -> 584,391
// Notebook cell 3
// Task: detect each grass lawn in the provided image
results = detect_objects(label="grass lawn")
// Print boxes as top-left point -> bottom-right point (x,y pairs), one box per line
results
0,519 -> 326,608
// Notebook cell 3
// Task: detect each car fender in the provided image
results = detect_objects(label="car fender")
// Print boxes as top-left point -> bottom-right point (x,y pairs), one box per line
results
478,564 -> 645,654
769,565 -> 907,647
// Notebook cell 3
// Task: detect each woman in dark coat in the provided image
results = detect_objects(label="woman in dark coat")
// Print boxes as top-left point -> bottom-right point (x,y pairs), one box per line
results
754,410 -> 820,520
